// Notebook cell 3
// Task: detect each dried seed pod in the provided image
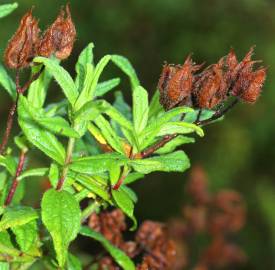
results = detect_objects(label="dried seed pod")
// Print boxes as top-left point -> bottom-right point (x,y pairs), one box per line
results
88,209 -> 126,247
187,165 -> 210,205
158,56 -> 202,110
194,64 -> 224,109
226,48 -> 238,72
158,64 -> 179,110
4,10 -> 40,69
198,236 -> 246,268
38,4 -> 76,60
237,68 -> 266,103
98,257 -> 120,270
136,221 -> 177,269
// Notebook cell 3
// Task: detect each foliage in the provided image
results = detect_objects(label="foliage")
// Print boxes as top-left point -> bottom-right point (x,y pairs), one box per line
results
0,3 -> 205,269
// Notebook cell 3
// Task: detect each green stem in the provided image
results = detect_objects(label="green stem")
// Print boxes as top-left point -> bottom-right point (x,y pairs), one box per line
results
81,201 -> 100,223
56,137 -> 76,190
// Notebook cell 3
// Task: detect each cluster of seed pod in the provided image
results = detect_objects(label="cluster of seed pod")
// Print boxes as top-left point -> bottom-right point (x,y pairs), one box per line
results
158,47 -> 266,110
4,4 -> 76,69
168,166 -> 246,270
88,209 -> 177,270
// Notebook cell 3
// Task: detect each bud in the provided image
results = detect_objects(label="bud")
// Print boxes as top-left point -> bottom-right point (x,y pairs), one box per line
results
38,4 -> 76,60
4,10 -> 40,69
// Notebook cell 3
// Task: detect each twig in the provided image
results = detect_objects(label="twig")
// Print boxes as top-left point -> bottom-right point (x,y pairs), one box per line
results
112,174 -> 128,190
4,149 -> 27,206
138,99 -> 239,158
0,67 -> 44,155
0,97 -> 18,155
195,98 -> 239,126
140,134 -> 177,158
19,66 -> 45,94
56,137 -> 76,190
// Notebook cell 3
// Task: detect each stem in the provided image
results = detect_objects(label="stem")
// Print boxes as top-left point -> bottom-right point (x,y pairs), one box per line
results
0,98 -> 18,155
112,174 -> 127,190
81,201 -> 100,223
19,66 -> 45,94
140,134 -> 177,158
195,98 -> 239,126
138,99 -> 239,158
0,67 -> 44,155
56,137 -> 76,191
5,149 -> 27,206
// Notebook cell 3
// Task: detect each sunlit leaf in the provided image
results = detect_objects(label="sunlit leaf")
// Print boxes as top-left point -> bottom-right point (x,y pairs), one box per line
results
41,189 -> 81,268
34,57 -> 78,105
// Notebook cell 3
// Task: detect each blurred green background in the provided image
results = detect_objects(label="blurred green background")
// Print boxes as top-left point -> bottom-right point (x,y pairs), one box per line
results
1,0 -> 275,269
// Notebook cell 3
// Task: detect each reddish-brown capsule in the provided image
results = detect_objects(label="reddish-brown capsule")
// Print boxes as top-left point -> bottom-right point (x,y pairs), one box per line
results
4,10 -> 40,69
38,4 -> 76,60
239,68 -> 266,103
158,56 -> 202,110
194,63 -> 225,109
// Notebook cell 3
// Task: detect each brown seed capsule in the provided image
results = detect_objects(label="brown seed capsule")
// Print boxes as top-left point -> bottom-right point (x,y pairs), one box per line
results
4,10 -> 40,69
38,4 -> 76,60
158,64 -> 179,110
239,68 -> 266,103
158,56 -> 202,110
226,48 -> 238,72
195,64 -> 224,109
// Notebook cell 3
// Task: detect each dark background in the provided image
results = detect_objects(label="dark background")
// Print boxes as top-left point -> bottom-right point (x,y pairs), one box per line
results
1,0 -> 275,269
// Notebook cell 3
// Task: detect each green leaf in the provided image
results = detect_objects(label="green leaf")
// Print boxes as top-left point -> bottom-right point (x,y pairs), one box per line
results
28,65 -> 53,108
95,78 -> 121,97
80,226 -> 135,270
184,109 -> 215,123
109,164 -> 121,185
113,91 -> 132,121
72,174 -> 110,202
130,151 -> 190,174
112,189 -> 137,230
70,153 -> 128,175
75,42 -> 94,90
18,95 -> 66,165
34,57 -> 78,105
94,115 -> 125,154
23,95 -> 79,138
35,116 -> 80,138
139,107 -> 195,149
0,206 -> 38,231
0,155 -> 17,175
0,262 -> 9,270
41,189 -> 81,268
0,3 -> 18,18
120,185 -> 138,203
0,64 -> 16,100
76,100 -> 133,132
11,220 -> 38,252
67,253 -> 82,270
157,122 -> 204,137
14,135 -> 29,152
18,168 -> 48,181
123,172 -> 144,185
148,90 -> 163,119
74,100 -> 102,122
155,135 -> 195,154
133,86 -> 149,135
75,55 -> 111,110
111,55 -> 139,89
